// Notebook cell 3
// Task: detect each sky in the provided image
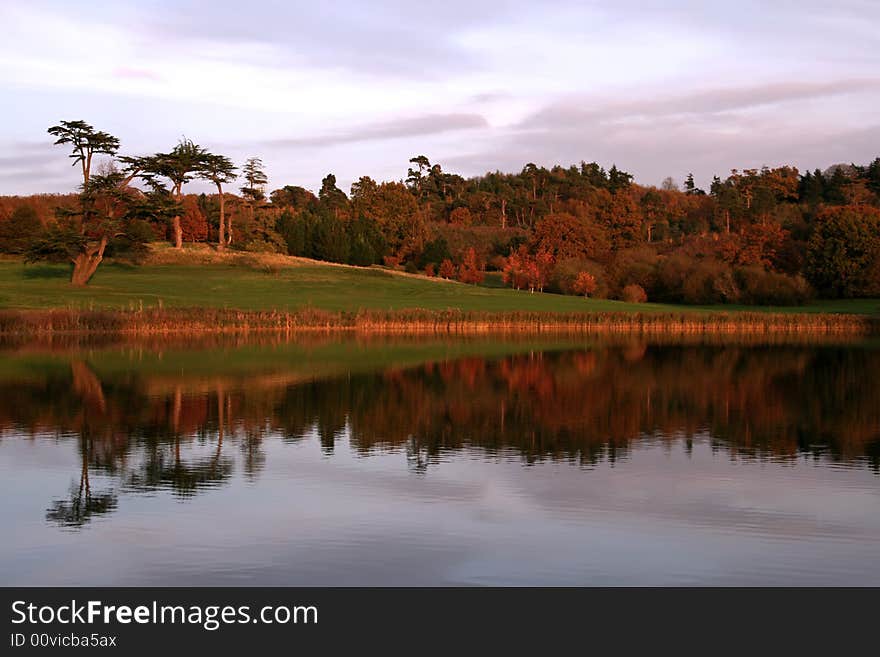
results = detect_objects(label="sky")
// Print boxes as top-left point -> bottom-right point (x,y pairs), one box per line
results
1,0 -> 878,195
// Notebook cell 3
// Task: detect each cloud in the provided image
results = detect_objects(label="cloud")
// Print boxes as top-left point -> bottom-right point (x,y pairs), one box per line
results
112,67 -> 161,81
262,113 -> 489,149
2,2 -> 880,194
138,0 -> 516,78
521,79 -> 880,127
0,140 -> 84,191
439,79 -> 880,186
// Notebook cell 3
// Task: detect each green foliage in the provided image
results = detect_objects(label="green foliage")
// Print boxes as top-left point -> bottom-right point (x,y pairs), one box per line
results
805,205 -> 880,297
346,215 -> 386,266
47,120 -> 119,184
105,219 -> 154,262
26,223 -> 86,263
240,157 -> 268,202
417,237 -> 452,269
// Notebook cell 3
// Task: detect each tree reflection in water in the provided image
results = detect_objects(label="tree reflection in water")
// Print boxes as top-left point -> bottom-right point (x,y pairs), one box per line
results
0,341 -> 877,528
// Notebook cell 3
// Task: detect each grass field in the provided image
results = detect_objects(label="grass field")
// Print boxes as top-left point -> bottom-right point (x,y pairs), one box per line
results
0,257 -> 878,317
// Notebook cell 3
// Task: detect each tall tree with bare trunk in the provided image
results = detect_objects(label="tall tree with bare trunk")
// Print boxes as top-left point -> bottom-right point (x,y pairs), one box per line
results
141,139 -> 209,248
30,120 -> 153,285
199,154 -> 237,249
238,156 -> 268,245
47,120 -> 119,189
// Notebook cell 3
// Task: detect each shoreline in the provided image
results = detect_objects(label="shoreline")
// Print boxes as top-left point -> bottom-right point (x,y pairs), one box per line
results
0,307 -> 876,337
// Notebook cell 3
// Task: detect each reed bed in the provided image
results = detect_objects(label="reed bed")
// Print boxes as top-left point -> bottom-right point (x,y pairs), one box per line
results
0,307 -> 875,337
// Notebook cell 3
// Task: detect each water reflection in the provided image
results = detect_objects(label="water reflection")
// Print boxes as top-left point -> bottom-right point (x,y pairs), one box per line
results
0,339 -> 877,533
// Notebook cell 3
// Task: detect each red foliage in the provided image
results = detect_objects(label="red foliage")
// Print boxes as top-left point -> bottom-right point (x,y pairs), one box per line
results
572,271 -> 597,297
457,248 -> 485,285
438,259 -> 456,279
179,196 -> 208,242
502,246 -> 554,292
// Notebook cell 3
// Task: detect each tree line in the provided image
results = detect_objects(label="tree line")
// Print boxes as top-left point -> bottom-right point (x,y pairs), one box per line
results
1,119 -> 878,302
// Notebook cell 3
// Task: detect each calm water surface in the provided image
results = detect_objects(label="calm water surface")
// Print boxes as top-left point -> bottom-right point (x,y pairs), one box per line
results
1,336 -> 878,585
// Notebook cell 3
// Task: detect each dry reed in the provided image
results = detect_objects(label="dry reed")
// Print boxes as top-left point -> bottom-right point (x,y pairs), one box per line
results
0,307 -> 875,337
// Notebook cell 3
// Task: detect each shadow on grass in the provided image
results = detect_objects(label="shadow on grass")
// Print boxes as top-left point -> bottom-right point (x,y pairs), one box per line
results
21,265 -> 69,280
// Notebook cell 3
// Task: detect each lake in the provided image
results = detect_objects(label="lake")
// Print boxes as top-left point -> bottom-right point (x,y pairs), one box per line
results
1,334 -> 878,586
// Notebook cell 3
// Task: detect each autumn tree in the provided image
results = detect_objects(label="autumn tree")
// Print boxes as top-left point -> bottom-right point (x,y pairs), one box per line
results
572,271 -> 597,297
438,258 -> 456,279
457,247 -> 484,285
532,212 -> 609,261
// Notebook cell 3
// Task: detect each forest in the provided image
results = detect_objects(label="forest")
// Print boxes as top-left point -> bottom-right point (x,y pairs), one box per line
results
1,119 -> 879,305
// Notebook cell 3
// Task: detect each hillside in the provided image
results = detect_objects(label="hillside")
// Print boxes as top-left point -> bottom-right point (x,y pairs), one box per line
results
0,245 -> 877,316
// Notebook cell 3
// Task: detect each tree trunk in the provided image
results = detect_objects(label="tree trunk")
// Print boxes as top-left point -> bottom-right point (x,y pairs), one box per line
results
217,186 -> 225,249
70,237 -> 107,286
226,214 -> 233,245
172,183 -> 183,249
172,215 -> 183,249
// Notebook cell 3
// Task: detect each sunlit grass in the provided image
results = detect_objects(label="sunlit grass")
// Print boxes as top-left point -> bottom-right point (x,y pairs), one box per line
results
0,260 -> 876,316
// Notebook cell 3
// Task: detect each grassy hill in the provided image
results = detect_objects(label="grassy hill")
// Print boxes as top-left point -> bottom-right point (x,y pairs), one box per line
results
0,247 -> 877,316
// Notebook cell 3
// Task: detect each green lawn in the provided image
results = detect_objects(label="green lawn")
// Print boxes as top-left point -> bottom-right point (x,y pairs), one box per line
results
0,260 -> 877,316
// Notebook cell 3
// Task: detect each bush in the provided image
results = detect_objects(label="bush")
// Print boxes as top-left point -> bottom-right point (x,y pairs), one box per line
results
735,267 -> 811,305
609,246 -> 659,296
681,260 -> 731,304
621,284 -> 647,303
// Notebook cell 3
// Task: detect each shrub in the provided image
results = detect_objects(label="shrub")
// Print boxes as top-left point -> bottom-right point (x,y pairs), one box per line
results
735,266 -> 812,305
621,284 -> 647,303
608,246 -> 659,296
681,259 -> 733,305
